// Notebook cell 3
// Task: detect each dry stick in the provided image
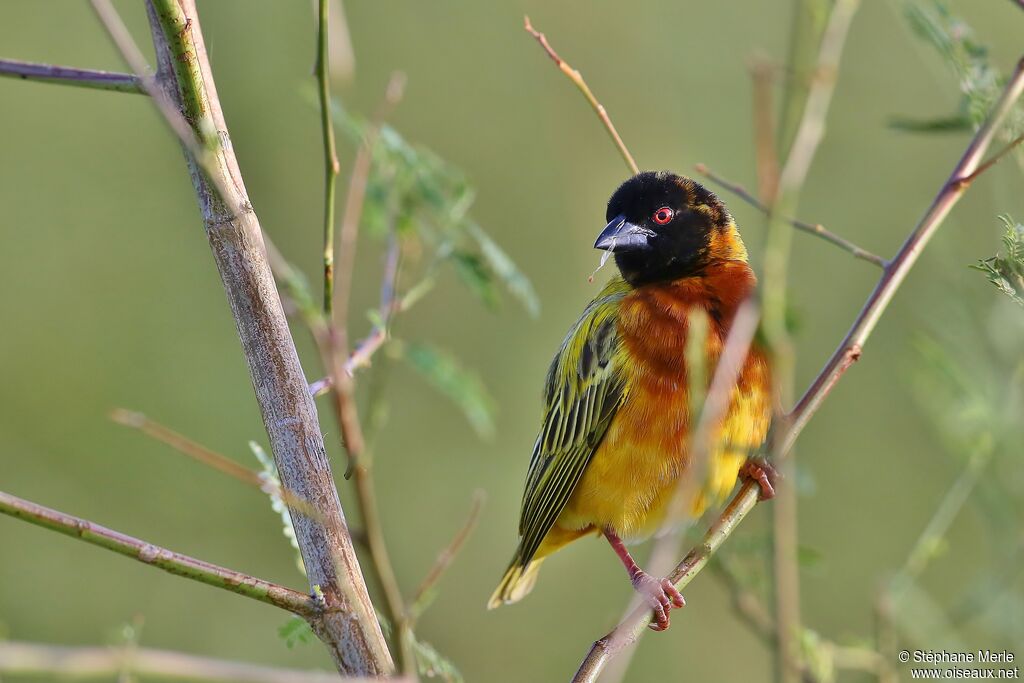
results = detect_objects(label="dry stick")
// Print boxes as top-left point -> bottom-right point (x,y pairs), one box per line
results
0,58 -> 142,93
0,490 -> 316,618
110,409 -> 322,521
138,1 -> 391,674
523,16 -> 639,175
956,132 -> 1024,186
0,641 -> 362,683
570,45 -> 1024,683
310,226 -> 403,397
316,0 -> 340,317
694,163 -> 887,268
87,0 -> 234,207
333,71 -> 407,333
409,490 -> 486,620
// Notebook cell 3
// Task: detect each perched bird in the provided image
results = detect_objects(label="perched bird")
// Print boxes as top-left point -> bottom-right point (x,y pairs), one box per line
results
488,171 -> 775,631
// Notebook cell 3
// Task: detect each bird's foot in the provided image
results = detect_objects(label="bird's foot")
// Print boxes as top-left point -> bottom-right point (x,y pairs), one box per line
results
631,571 -> 686,632
740,458 -> 780,501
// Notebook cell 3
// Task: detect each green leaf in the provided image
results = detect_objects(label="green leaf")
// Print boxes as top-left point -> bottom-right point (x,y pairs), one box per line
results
401,342 -> 496,438
971,216 -> 1024,308
887,113 -> 972,133
411,635 -> 463,683
451,249 -> 500,311
278,616 -> 314,649
249,441 -> 305,576
325,94 -> 538,317
797,544 -> 825,571
467,223 -> 540,318
899,0 -> 1020,140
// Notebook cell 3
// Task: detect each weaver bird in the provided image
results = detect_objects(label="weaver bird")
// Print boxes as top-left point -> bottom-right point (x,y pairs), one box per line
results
488,171 -> 775,630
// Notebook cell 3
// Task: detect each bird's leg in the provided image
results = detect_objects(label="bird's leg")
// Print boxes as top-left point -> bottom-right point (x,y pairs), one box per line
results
602,528 -> 685,632
740,458 -> 780,501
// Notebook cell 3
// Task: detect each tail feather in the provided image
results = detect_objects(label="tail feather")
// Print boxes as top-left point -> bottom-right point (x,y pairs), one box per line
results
487,557 -> 544,609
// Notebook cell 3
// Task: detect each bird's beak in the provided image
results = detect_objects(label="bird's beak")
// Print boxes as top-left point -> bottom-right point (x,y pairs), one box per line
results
594,214 -> 651,252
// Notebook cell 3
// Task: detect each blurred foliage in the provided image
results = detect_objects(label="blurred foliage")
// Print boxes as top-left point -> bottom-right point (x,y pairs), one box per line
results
397,341 -> 497,439
893,0 -> 1024,158
971,216 -> 1024,308
278,616 -> 315,649
330,100 -> 540,318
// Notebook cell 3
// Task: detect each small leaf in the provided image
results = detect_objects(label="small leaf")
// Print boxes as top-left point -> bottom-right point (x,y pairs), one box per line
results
250,441 -> 305,576
451,250 -> 500,311
971,216 -> 1024,308
467,223 -> 540,318
402,342 -> 496,438
278,616 -> 314,649
411,635 -> 463,683
887,113 -> 972,133
797,544 -> 825,570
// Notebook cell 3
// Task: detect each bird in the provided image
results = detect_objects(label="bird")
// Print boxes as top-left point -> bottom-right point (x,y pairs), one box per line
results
488,170 -> 775,631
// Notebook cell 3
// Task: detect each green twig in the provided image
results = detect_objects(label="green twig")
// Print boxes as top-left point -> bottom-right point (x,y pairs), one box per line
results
316,0 -> 340,318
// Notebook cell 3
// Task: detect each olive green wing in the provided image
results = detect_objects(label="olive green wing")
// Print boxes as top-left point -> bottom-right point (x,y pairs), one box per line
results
516,278 -> 631,565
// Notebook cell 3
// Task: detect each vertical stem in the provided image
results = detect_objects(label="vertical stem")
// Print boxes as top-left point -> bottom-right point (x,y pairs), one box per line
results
317,0 -> 340,317
143,1 -> 392,674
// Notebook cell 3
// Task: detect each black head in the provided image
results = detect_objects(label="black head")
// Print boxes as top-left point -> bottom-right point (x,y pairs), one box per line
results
595,171 -> 742,286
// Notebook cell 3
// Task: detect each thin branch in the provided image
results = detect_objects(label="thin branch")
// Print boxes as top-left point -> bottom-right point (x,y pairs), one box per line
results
570,43 -> 1024,683
956,132 -> 1024,186
0,58 -> 142,93
409,490 -> 486,620
0,640 -> 366,683
334,71 -> 407,331
110,409 -> 321,520
523,16 -> 639,175
695,163 -> 887,267
310,219 -> 404,396
750,58 -> 780,202
87,0 -> 234,206
0,490 -> 316,618
316,0 -> 340,317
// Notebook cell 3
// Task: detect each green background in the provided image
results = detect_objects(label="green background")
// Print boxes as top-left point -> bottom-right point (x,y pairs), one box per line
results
1,1 -> 1021,681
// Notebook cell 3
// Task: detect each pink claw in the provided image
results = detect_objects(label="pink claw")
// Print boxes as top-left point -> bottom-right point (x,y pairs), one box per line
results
632,572 -> 686,631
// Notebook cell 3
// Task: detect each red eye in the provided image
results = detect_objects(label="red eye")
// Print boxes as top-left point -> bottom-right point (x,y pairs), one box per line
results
653,207 -> 674,225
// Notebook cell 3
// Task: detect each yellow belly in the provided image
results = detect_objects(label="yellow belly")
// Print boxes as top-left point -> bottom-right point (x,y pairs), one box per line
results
551,364 -> 768,546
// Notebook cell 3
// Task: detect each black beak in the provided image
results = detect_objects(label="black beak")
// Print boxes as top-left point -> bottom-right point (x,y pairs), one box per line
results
594,215 -> 652,252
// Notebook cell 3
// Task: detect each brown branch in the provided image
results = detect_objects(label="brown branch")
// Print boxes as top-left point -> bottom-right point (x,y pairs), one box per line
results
695,163 -> 887,267
110,409 -> 321,521
0,58 -> 142,93
572,53 -> 1024,683
409,490 -> 486,620
956,132 -> 1024,186
523,16 -> 639,175
135,1 -> 391,674
333,70 -> 407,330
0,490 -> 316,618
